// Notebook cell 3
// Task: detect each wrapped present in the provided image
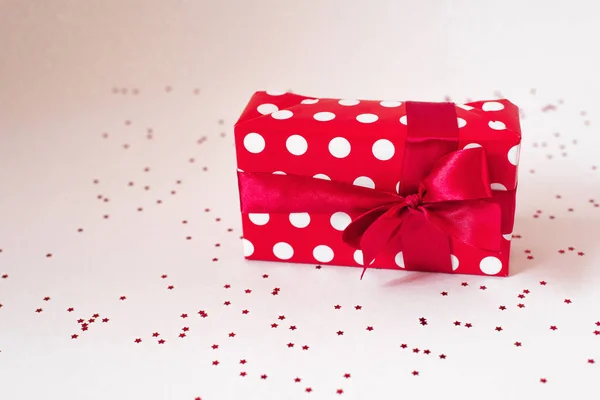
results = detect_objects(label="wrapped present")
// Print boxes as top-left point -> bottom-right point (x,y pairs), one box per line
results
234,91 -> 521,277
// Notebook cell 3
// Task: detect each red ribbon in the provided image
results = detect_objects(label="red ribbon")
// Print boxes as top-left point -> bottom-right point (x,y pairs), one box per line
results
238,102 -> 503,275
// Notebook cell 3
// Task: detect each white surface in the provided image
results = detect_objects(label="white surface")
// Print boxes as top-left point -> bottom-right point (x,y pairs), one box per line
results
1,1 -> 600,399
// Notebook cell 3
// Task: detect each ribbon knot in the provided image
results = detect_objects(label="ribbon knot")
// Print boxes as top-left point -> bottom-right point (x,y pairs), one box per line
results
404,193 -> 422,209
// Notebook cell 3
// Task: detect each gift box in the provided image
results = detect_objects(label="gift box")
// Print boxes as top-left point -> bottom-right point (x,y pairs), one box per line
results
234,91 -> 521,277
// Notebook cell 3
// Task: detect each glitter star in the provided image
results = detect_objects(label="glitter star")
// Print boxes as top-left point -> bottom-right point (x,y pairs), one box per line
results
343,373 -> 351,378
289,325 -> 297,330
400,344 -> 407,349
564,299 -> 572,304
158,339 -> 165,344
412,371 -> 419,376
495,326 -> 503,332
366,326 -> 374,331
228,332 -> 236,337
441,291 -> 448,296
540,281 -> 547,285
212,360 -> 219,366
134,338 -> 142,343
354,305 -> 362,310
334,305 -> 341,309
514,341 -> 522,347
439,354 -> 447,359
550,326 -> 557,331
499,305 -> 506,310
302,345 -> 309,350
294,377 -> 301,383
336,330 -> 344,336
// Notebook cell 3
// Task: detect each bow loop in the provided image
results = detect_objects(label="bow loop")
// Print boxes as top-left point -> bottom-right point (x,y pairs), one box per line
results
421,147 -> 493,204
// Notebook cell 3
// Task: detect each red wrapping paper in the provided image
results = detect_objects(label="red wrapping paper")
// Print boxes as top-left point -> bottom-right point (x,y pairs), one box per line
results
234,91 -> 521,277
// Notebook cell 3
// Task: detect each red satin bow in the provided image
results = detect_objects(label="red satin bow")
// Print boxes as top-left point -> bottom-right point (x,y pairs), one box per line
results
341,147 -> 502,277
238,147 -> 502,275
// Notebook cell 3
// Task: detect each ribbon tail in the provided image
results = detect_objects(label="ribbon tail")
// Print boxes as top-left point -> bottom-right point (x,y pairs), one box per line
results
343,204 -> 408,279
400,210 -> 452,272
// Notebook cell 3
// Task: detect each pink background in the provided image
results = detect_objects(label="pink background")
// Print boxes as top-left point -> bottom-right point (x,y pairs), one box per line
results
1,1 -> 600,399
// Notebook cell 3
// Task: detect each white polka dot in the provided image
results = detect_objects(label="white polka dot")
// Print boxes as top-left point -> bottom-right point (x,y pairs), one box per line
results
242,238 -> 254,256
353,250 -> 364,265
482,101 -> 505,111
289,213 -> 310,228
451,254 -> 459,271
301,98 -> 319,104
488,120 -> 506,130
356,113 -> 379,123
272,110 -> 293,120
328,137 -> 351,158
508,144 -> 520,166
480,256 -> 503,275
338,99 -> 359,106
395,251 -> 405,268
313,173 -> 330,180
257,103 -> 278,115
286,134 -> 308,156
372,139 -> 395,160
330,212 -> 351,231
273,242 -> 294,260
399,115 -> 408,125
395,181 -> 401,194
353,176 -> 375,189
457,117 -> 467,128
380,100 -> 402,108
266,90 -> 285,96
273,171 -> 286,175
457,104 -> 474,111
353,250 -> 374,266
503,233 -> 512,241
313,245 -> 334,263
249,213 -> 269,225
491,183 -> 507,191
314,112 -> 336,121
463,143 -> 482,150
243,133 -> 265,154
